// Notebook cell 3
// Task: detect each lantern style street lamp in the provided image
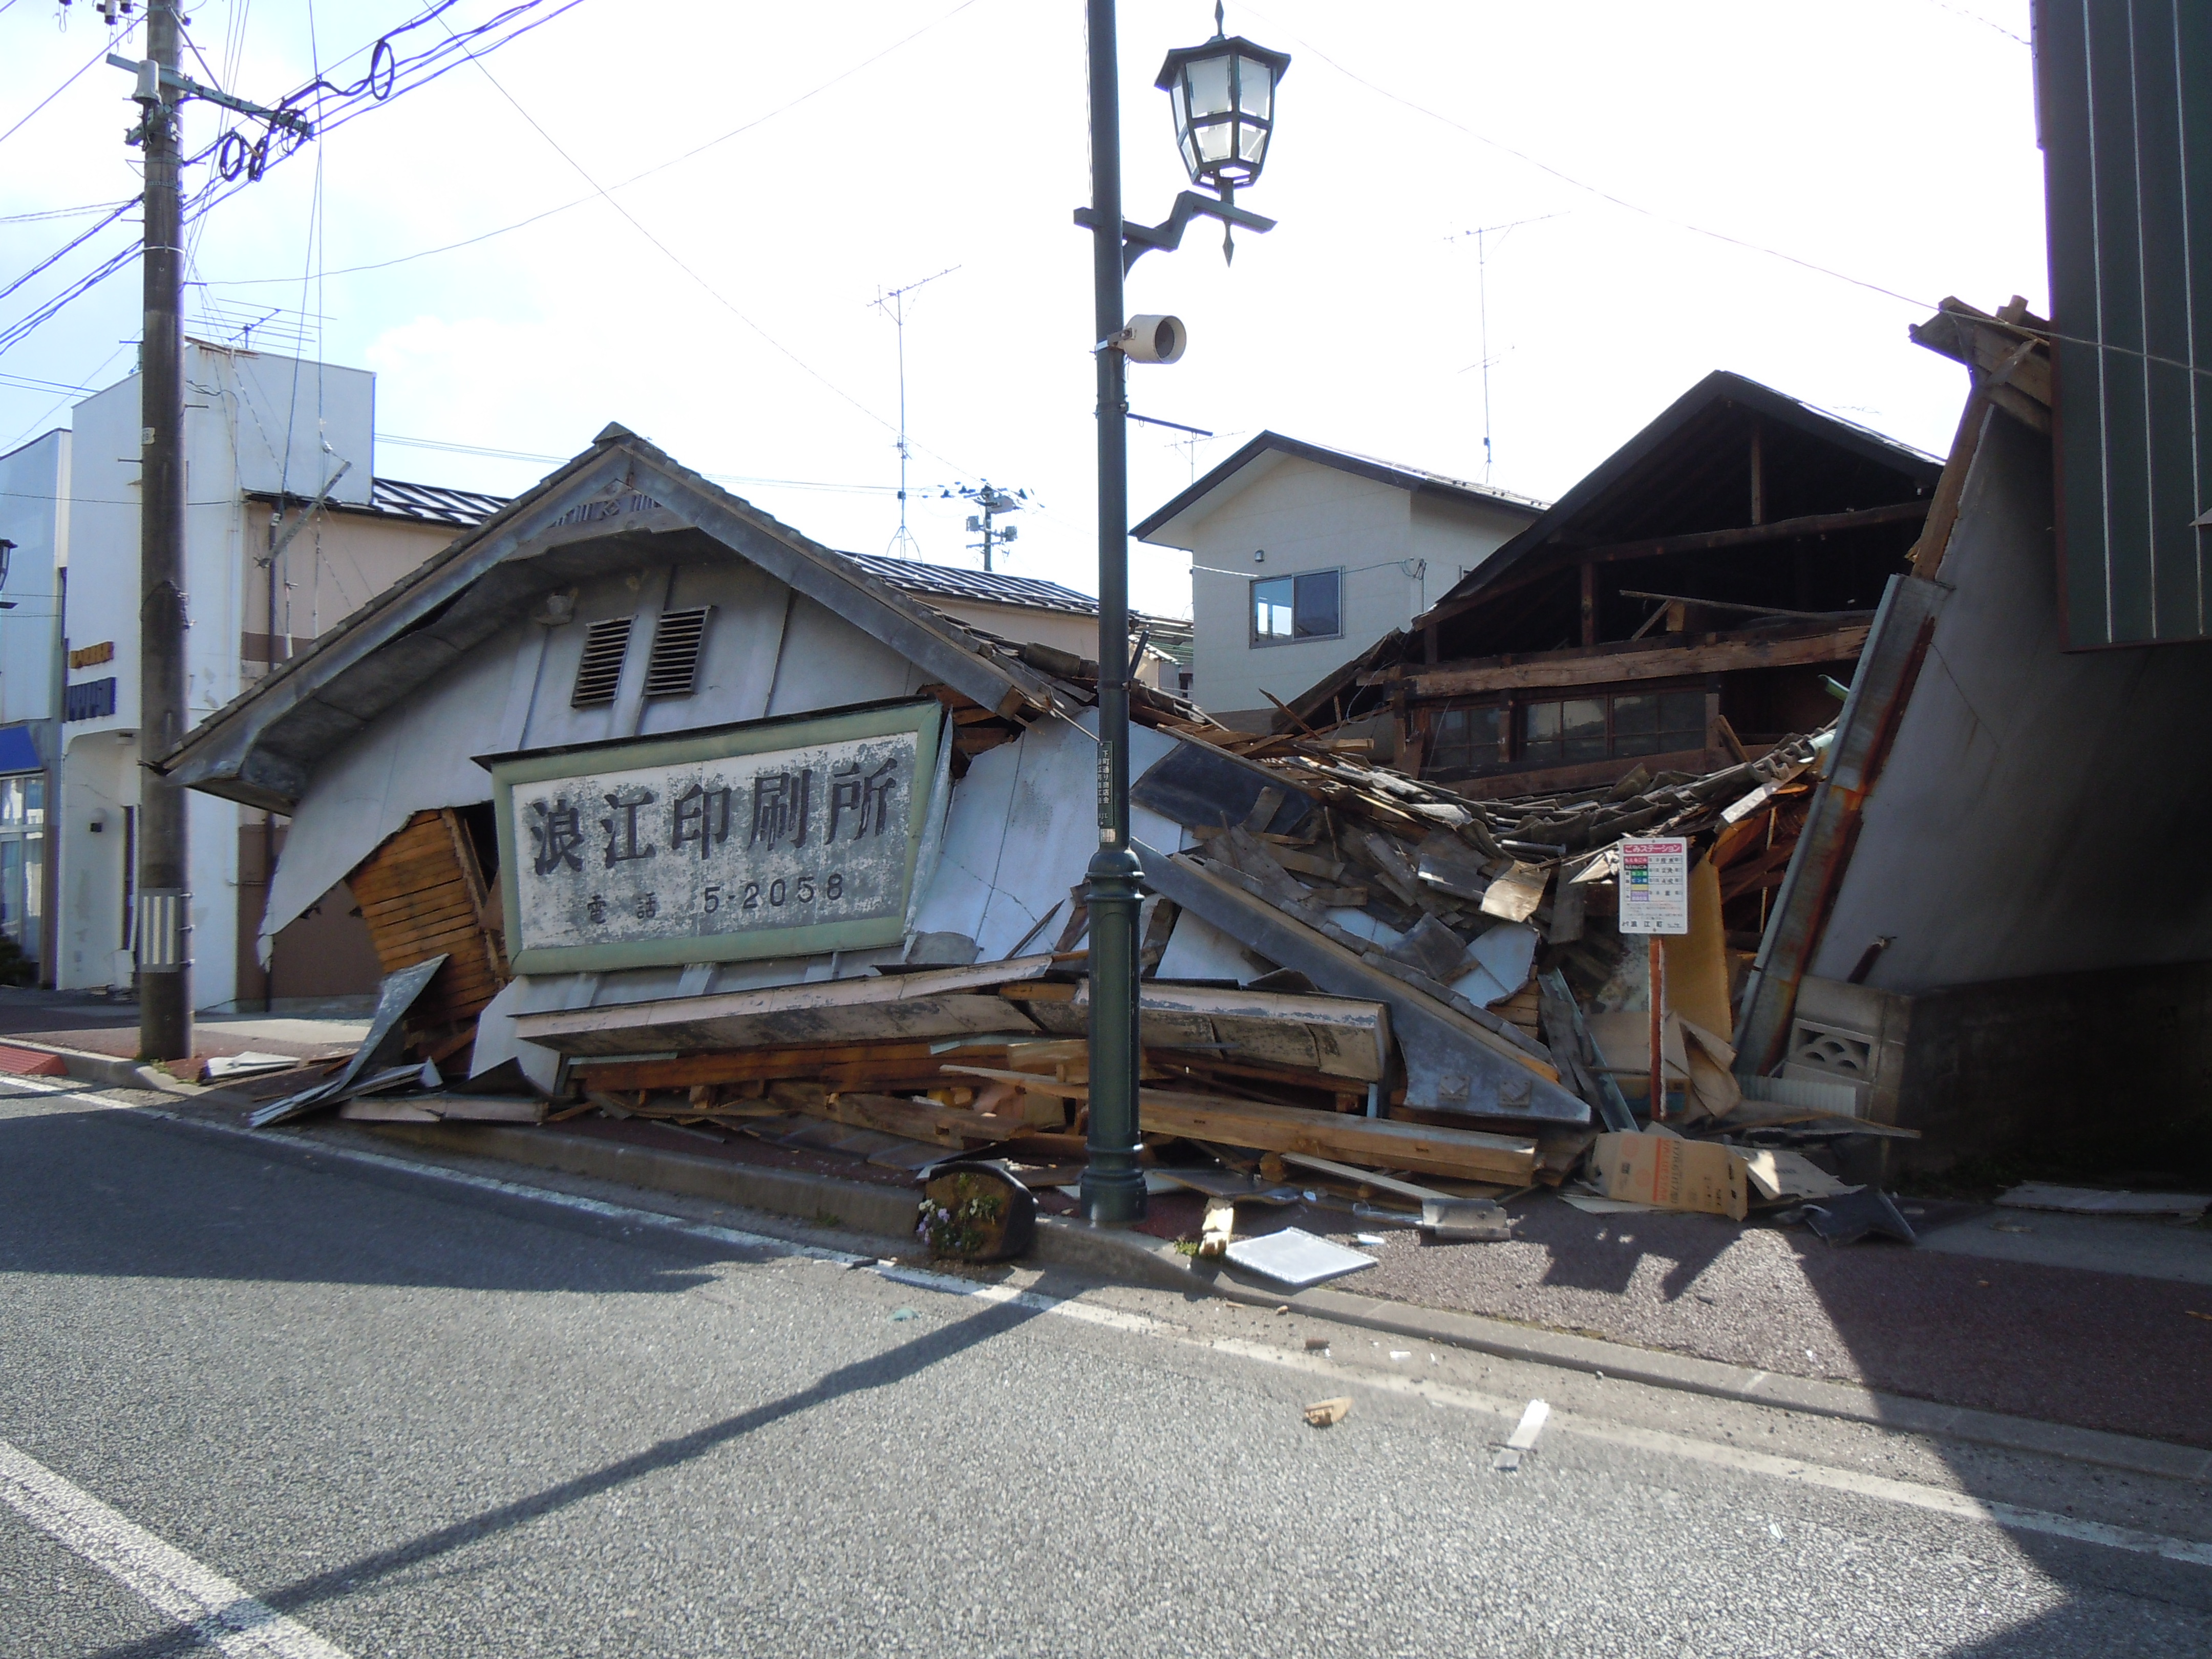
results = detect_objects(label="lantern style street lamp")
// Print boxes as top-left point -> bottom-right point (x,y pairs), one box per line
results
1077,2 -> 1289,1226
1156,26 -> 1291,260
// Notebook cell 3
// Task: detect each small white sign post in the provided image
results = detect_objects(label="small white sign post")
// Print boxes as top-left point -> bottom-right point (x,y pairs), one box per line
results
1617,837 -> 1691,1120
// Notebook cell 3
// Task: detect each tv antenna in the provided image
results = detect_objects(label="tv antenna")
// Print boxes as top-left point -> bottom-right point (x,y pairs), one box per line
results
948,481 -> 1030,573
1130,411 -> 1215,484
868,265 -> 959,558
1449,215 -> 1563,483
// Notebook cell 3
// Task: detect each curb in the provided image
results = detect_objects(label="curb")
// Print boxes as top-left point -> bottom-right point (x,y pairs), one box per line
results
356,1118 -> 2212,1486
366,1120 -> 1201,1293
4,1035 -> 187,1094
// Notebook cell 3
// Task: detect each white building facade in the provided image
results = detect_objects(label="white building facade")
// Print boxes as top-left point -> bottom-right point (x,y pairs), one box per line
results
1134,433 -> 1544,730
55,343 -> 501,1008
0,428 -> 69,981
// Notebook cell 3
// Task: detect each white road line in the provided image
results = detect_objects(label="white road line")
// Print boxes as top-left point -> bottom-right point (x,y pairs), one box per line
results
32,1085 -> 2212,1573
0,1439 -> 352,1658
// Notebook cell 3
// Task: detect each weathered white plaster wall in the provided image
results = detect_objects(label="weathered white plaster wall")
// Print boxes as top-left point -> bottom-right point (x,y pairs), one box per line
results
1812,415 -> 2212,991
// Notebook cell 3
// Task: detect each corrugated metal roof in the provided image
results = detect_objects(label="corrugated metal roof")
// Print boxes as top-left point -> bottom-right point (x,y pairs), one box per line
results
367,477 -> 509,527
843,552 -> 1100,616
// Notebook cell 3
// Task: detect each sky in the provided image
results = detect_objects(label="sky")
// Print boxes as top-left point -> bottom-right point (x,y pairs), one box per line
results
0,0 -> 2046,621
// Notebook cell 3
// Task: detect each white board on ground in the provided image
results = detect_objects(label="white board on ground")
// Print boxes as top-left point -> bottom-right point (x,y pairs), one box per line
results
1223,1226 -> 1377,1287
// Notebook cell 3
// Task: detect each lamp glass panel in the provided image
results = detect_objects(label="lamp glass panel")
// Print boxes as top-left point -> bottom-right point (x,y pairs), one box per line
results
1237,57 -> 1274,119
1185,53 -> 1233,117
1196,118 -> 1235,164
1238,119 -> 1269,164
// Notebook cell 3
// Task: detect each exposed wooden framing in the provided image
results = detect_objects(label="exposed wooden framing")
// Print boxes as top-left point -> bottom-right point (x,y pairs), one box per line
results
1558,499 -> 1928,565
1385,623 -> 1870,698
1423,500 -> 1930,631
1578,562 -> 1597,646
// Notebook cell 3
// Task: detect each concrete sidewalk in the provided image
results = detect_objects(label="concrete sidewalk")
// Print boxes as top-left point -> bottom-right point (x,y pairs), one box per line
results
0,987 -> 368,1066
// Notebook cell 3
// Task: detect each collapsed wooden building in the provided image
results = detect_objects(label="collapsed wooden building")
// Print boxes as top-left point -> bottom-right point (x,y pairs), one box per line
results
1284,373 -> 1943,802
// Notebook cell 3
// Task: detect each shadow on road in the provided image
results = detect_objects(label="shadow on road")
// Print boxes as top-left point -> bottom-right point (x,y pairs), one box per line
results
83,1297 -> 1047,1659
0,1100 -> 775,1298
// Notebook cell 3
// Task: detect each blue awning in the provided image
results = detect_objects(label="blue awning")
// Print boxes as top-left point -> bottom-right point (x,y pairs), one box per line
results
0,725 -> 42,777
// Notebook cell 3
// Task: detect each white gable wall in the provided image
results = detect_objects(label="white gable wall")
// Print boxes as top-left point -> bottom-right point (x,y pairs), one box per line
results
261,555 -> 925,956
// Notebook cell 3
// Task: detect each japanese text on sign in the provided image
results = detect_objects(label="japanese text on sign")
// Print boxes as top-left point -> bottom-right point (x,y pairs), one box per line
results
1617,836 -> 1690,935
507,729 -> 920,957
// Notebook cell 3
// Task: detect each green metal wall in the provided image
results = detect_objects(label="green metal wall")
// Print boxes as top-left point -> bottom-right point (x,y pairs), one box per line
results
2037,0 -> 2212,647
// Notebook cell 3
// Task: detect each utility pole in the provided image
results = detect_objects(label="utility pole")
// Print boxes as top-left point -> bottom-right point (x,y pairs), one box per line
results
135,0 -> 192,1060
105,0 -> 311,1058
955,481 -> 1027,573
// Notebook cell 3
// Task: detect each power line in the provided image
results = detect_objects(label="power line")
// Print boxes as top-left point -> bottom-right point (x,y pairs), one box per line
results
0,13 -> 145,152
1238,3 -> 1941,313
0,1 -> 589,362
434,14 -> 975,473
375,431 -> 917,496
207,0 -> 987,290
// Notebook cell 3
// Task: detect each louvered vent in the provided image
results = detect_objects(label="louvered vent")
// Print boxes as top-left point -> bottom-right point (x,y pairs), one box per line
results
570,616 -> 633,707
644,605 -> 712,698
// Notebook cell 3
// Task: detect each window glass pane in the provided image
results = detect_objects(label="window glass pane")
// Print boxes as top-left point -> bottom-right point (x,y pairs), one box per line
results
1252,576 -> 1295,641
1467,706 -> 1503,767
1658,690 -> 1706,751
24,777 -> 40,825
1292,570 -> 1340,638
1611,693 -> 1660,756
0,780 -> 18,827
1522,701 -> 1561,766
1427,708 -> 1469,771
1562,698 -> 1606,762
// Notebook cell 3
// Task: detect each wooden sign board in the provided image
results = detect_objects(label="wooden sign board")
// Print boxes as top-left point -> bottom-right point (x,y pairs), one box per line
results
485,700 -> 943,974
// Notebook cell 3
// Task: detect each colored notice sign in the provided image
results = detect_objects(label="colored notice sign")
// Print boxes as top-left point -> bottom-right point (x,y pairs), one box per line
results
1617,837 -> 1690,934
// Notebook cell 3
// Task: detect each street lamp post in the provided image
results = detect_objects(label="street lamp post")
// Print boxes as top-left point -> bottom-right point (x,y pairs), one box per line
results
1078,1 -> 1288,1225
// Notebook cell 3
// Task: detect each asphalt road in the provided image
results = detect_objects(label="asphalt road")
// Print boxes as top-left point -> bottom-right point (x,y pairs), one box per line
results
4,1079 -> 2210,1659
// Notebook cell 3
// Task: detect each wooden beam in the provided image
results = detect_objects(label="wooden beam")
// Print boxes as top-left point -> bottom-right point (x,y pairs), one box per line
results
1392,624 -> 1870,698
944,1068 -> 1538,1183
1578,562 -> 1597,647
1559,499 -> 1928,566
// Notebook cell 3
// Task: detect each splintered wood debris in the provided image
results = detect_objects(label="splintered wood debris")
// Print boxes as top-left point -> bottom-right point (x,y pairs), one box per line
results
264,647 -> 1896,1257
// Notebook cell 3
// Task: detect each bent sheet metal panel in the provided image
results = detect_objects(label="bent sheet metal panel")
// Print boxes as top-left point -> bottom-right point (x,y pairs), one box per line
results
511,955 -> 1054,1056
1135,843 -> 1589,1125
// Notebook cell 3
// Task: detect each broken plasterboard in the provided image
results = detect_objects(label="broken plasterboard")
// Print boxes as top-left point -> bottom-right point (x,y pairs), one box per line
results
1222,1226 -> 1377,1288
1450,922 -> 1540,1008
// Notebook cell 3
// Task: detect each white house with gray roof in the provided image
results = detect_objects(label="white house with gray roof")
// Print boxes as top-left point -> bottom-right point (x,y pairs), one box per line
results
1135,432 -> 1545,729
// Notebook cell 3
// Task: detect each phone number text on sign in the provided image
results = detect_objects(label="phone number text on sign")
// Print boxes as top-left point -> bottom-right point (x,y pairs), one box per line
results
508,729 -> 919,955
